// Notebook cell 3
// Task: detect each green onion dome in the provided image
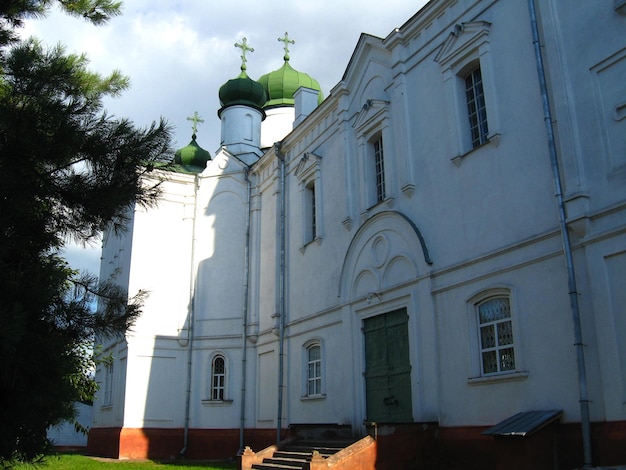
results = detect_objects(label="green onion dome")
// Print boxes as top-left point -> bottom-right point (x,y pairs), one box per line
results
174,134 -> 211,170
218,70 -> 268,117
257,58 -> 323,109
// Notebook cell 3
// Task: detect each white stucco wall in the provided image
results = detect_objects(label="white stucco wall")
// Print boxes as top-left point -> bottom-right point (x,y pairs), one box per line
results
91,0 -> 626,441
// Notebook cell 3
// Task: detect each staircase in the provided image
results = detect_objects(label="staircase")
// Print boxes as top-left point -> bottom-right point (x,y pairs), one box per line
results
250,440 -> 355,469
240,435 -> 376,470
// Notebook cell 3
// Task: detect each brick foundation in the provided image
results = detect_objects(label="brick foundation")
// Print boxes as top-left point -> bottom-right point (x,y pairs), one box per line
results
87,426 -> 279,460
87,420 -> 626,467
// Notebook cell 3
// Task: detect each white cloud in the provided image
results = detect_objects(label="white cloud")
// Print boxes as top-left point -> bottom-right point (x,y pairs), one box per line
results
19,0 -> 429,273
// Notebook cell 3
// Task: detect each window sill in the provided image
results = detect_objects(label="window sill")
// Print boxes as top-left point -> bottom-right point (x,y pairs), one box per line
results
299,237 -> 323,254
467,370 -> 528,386
100,405 -> 113,410
362,196 -> 396,219
451,132 -> 501,167
300,394 -> 326,402
201,399 -> 234,406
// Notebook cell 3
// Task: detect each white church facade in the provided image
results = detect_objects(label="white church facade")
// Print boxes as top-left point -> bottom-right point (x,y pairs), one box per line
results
88,1 -> 626,468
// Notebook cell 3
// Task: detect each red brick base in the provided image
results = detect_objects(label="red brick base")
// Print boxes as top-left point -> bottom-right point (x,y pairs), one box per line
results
87,427 -> 279,460
87,420 -> 626,468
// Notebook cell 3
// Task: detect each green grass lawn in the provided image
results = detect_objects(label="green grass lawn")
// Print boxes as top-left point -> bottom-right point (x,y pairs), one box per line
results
13,454 -> 237,470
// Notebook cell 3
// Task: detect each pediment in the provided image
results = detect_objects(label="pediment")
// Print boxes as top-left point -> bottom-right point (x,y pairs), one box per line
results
202,147 -> 248,177
341,33 -> 390,91
434,21 -> 491,69
294,151 -> 322,181
353,98 -> 390,134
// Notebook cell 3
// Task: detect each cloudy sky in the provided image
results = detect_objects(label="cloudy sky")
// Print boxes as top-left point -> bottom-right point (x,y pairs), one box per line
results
20,0 -> 429,274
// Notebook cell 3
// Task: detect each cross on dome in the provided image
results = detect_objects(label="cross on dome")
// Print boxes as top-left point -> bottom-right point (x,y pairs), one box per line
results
278,32 -> 295,61
235,37 -> 254,71
186,111 -> 204,135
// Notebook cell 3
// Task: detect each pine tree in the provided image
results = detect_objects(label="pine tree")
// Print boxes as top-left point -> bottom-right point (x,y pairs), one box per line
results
0,2 -> 172,464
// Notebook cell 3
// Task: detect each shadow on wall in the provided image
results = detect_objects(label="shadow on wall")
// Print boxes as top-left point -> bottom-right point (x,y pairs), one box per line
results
134,168 -> 251,460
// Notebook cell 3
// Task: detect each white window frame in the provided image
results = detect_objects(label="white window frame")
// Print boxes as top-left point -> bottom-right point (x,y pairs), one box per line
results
372,134 -> 386,203
477,296 -> 515,374
204,351 -> 232,404
211,354 -> 226,400
305,180 -> 317,243
435,21 -> 501,166
301,339 -> 325,400
464,65 -> 489,148
467,287 -> 527,384
103,361 -> 113,407
353,99 -> 396,215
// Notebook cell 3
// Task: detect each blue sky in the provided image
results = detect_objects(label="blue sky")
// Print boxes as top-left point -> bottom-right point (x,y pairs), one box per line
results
21,0 -> 429,274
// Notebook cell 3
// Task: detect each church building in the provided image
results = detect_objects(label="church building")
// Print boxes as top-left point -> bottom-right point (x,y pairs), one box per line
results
88,1 -> 626,468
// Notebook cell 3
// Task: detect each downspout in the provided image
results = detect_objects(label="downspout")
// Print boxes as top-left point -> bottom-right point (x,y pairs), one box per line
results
527,1 -> 592,466
274,142 -> 286,445
239,168 -> 252,452
180,174 -> 199,456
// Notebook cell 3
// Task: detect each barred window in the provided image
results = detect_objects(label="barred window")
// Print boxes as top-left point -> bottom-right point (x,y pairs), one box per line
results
373,135 -> 386,203
306,344 -> 322,396
465,66 -> 489,148
306,181 -> 316,242
103,362 -> 113,406
211,355 -> 226,400
478,297 -> 515,374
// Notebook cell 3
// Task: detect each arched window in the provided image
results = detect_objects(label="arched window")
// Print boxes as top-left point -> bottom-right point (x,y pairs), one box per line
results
211,354 -> 226,401
307,344 -> 322,396
467,287 -> 525,383
477,296 -> 515,374
302,340 -> 325,399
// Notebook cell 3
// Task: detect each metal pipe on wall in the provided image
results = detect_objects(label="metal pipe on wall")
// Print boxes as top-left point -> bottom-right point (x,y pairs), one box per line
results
239,168 -> 252,452
527,0 -> 592,465
274,142 -> 286,445
180,174 -> 200,456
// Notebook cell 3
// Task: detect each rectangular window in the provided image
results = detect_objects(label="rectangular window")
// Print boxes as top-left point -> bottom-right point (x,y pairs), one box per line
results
306,182 -> 316,242
307,345 -> 322,396
373,136 -> 386,202
103,362 -> 113,406
478,297 -> 515,374
465,66 -> 489,148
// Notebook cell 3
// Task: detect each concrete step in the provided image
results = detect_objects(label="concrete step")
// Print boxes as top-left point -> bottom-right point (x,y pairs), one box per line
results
270,452 -> 310,461
251,462 -> 304,470
250,438 -> 358,470
264,457 -> 309,465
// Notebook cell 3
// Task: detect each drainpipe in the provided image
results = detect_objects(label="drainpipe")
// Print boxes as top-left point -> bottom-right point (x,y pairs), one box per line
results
180,174 -> 200,456
527,1 -> 592,466
239,168 -> 252,452
274,142 -> 286,445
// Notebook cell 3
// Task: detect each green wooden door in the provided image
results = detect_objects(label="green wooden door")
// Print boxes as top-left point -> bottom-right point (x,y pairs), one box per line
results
364,308 -> 413,423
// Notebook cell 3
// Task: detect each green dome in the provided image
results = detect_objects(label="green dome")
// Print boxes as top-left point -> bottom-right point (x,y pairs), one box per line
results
218,71 -> 267,117
174,134 -> 211,170
258,59 -> 323,109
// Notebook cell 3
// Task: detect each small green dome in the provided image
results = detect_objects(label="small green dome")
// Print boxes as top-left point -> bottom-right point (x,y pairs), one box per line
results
218,71 -> 267,117
258,59 -> 323,109
174,134 -> 211,170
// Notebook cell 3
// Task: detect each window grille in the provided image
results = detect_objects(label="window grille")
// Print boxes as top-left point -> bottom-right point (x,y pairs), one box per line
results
103,362 -> 113,406
308,182 -> 316,241
211,355 -> 225,400
465,67 -> 489,148
373,136 -> 386,202
478,297 -> 515,374
307,345 -> 322,396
